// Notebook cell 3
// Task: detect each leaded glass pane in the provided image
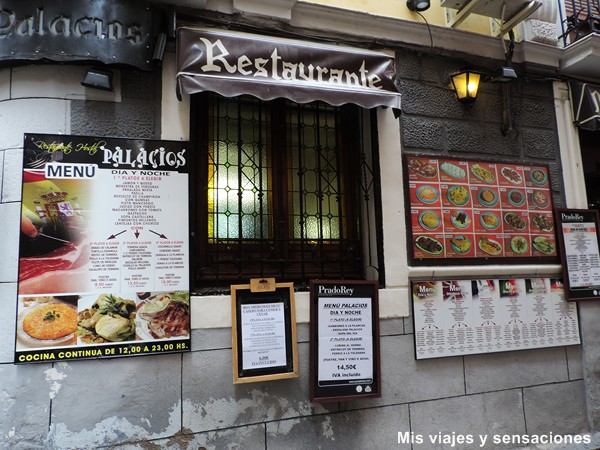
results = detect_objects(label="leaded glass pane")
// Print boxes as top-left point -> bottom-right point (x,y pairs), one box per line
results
288,102 -> 343,240
208,96 -> 272,240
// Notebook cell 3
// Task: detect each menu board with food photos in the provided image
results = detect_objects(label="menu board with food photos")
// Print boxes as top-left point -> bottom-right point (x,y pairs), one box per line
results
404,155 -> 557,265
15,134 -> 191,364
412,278 -> 580,359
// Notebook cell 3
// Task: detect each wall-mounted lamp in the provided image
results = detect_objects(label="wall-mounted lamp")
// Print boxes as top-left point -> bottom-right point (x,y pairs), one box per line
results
81,68 -> 113,91
451,70 -> 481,107
407,0 -> 430,12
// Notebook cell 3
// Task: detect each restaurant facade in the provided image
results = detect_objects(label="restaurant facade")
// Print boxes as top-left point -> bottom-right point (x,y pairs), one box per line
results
1,0 -> 600,448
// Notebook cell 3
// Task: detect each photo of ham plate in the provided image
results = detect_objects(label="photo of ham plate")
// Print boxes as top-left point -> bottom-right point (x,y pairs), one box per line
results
19,243 -> 90,295
18,172 -> 91,296
136,292 -> 190,340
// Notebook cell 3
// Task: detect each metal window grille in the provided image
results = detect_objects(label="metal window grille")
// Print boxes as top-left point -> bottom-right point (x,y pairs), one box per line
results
194,94 -> 371,290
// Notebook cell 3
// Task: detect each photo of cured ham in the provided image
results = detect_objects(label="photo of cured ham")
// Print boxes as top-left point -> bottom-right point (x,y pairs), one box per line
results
18,171 -> 90,295
19,243 -> 90,295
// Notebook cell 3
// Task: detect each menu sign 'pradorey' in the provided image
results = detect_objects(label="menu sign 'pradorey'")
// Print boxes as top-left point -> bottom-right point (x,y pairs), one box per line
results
15,134 -> 190,364
555,209 -> 600,301
310,280 -> 380,402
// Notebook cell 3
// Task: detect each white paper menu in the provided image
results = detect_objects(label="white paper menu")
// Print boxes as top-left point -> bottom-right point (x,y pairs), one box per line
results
413,277 -> 580,359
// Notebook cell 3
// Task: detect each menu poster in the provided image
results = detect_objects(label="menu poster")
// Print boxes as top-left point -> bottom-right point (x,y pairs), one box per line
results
231,281 -> 298,384
15,134 -> 190,364
413,278 -> 580,359
404,155 -> 558,265
555,209 -> 600,301
310,280 -> 381,402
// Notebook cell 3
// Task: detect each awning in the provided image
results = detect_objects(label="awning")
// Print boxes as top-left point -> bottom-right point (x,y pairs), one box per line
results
570,81 -> 600,131
176,27 -> 401,109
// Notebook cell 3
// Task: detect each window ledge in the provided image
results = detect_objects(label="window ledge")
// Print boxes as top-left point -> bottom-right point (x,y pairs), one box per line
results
190,287 -> 410,329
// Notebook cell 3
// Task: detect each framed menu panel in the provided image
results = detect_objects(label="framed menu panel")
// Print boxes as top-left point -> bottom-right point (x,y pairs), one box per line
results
404,155 -> 558,265
309,280 -> 381,402
555,209 -> 600,301
231,279 -> 298,384
15,134 -> 190,364
412,278 -> 580,360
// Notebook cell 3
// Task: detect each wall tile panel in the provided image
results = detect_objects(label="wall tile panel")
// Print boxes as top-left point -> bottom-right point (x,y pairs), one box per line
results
410,390 -> 526,450
464,347 -> 569,394
0,282 -> 17,363
48,355 -> 182,448
341,335 -> 464,411
266,404 -> 411,450
182,343 -> 336,433
0,363 -> 52,449
523,381 -> 588,436
0,201 -> 20,282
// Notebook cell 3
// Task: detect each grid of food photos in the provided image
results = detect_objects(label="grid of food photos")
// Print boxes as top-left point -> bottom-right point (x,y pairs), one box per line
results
405,156 -> 556,261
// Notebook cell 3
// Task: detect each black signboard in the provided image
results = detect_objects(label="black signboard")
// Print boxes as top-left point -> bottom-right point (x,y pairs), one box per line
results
231,279 -> 298,383
570,82 -> 600,131
15,133 -> 190,364
0,0 -> 166,70
555,209 -> 600,301
310,280 -> 381,402
176,27 -> 402,109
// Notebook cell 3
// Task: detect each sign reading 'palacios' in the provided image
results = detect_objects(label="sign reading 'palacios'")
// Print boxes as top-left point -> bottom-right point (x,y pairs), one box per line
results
0,0 -> 166,70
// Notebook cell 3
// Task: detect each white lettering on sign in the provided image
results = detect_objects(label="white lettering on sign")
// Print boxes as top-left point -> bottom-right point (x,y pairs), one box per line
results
198,38 -> 383,90
45,163 -> 97,179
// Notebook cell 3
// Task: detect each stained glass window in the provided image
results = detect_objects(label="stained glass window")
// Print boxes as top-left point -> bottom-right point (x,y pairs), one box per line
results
193,93 -> 375,289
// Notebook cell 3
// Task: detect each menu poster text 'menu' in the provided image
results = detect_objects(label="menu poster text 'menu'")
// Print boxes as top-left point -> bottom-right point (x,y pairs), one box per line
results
15,134 -> 191,364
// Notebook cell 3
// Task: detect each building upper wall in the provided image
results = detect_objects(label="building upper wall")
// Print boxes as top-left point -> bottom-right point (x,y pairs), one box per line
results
300,0 -> 493,34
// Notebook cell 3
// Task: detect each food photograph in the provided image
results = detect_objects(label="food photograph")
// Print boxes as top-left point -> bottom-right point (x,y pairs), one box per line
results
407,157 -> 438,179
414,235 -> 444,256
499,166 -> 524,186
414,184 -> 440,205
416,210 -> 441,231
445,185 -> 470,207
404,155 -> 556,263
16,295 -> 79,349
476,187 -> 499,208
18,173 -> 92,296
479,211 -> 500,231
136,291 -> 190,340
528,167 -> 549,186
449,210 -> 471,230
505,189 -> 526,208
439,160 -> 467,181
77,294 -> 137,344
469,163 -> 496,184
449,235 -> 473,255
508,236 -> 530,255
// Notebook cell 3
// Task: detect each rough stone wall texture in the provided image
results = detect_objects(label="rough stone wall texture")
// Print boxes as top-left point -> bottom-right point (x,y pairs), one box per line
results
0,51 -> 594,450
398,50 -> 564,206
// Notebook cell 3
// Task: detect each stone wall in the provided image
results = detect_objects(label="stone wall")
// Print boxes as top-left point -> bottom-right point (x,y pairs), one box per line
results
0,50 -> 593,450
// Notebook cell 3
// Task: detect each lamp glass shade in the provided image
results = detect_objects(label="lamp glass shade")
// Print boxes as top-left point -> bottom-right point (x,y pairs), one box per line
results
451,71 -> 480,104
